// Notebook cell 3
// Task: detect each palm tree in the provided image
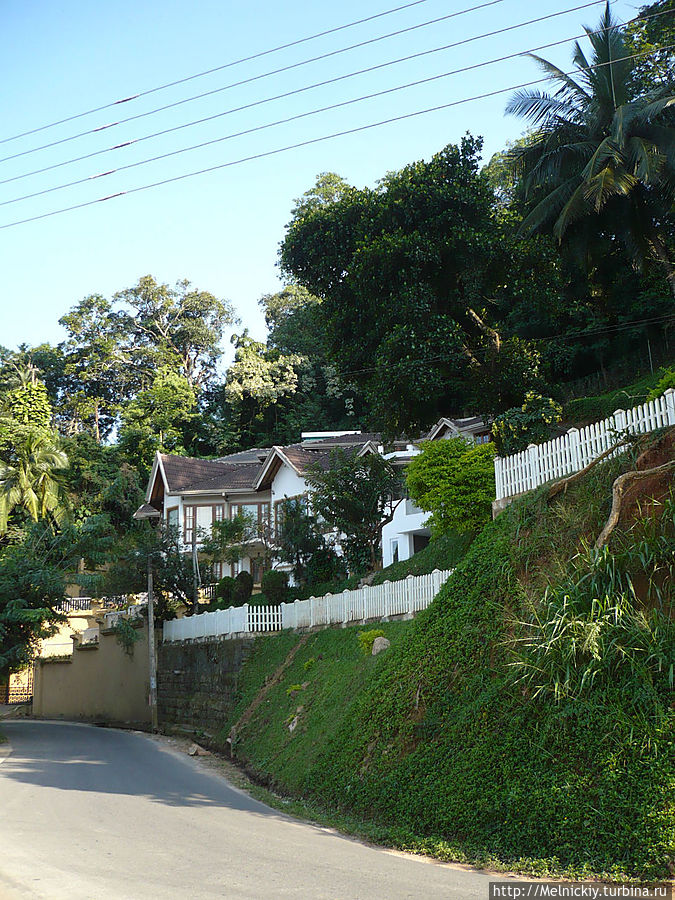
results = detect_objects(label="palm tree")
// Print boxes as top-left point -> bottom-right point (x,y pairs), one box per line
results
505,3 -> 675,296
0,429 -> 68,534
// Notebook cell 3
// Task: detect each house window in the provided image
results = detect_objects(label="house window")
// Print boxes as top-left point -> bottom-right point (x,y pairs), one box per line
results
390,539 -> 399,564
213,504 -> 225,523
166,506 -> 179,530
474,433 -> 491,444
274,495 -> 308,538
231,502 -> 270,535
184,506 -> 195,545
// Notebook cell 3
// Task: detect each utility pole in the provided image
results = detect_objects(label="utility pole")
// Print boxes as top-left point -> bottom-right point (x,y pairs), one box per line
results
146,554 -> 158,732
133,503 -> 161,733
192,526 -> 200,614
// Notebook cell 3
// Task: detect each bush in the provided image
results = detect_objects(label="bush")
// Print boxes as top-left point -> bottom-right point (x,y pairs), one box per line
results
215,576 -> 236,605
491,392 -> 562,455
304,545 -> 347,586
261,569 -> 289,606
647,367 -> 675,402
357,629 -> 385,655
232,570 -> 254,606
406,438 -> 496,535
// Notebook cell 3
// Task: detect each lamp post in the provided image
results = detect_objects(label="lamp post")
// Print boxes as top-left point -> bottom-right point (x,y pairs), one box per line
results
133,503 -> 161,732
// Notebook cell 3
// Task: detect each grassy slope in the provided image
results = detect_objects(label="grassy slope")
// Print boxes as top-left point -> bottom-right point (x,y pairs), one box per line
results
563,368 -> 667,425
223,444 -> 674,881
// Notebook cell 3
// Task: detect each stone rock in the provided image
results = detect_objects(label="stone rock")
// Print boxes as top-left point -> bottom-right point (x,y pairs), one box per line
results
187,742 -> 211,757
288,716 -> 299,733
371,636 -> 390,656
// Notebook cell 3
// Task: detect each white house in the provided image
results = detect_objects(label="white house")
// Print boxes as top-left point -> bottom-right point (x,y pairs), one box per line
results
142,419 -> 491,586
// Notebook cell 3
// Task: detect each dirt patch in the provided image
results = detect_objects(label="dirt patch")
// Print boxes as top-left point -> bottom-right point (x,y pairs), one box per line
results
620,429 -> 675,526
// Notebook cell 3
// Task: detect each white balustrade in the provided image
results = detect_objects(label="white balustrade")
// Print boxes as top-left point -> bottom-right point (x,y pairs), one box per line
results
494,388 -> 675,502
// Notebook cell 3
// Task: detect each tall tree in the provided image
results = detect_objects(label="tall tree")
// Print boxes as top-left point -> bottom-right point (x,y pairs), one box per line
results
280,140 -> 544,432
506,2 -> 675,297
0,429 -> 68,534
118,367 -> 198,475
0,517 -> 113,675
114,275 -> 237,390
59,295 -> 130,441
221,331 -> 303,448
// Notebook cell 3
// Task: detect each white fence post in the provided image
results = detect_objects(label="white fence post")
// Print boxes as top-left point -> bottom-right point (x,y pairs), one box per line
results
527,443 -> 539,491
310,596 -> 315,628
664,388 -> 675,426
613,408 -> 627,437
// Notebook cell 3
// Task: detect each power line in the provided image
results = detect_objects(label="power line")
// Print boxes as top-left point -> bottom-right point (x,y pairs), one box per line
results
1,42 -> 670,232
0,0 -> 441,147
335,314 -> 675,379
3,14 -> 640,209
0,0 -> 510,165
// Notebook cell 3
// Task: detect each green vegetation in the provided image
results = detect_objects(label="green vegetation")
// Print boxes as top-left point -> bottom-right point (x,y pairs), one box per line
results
564,369 -> 668,424
369,530 -> 473,585
357,629 -> 385,655
220,621 -> 412,785
219,434 -> 674,881
491,393 -> 562,455
111,618 -> 141,657
406,438 -> 496,535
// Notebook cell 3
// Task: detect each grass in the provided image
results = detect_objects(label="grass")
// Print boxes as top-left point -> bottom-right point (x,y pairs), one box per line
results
215,432 -> 675,882
288,529 -> 475,602
563,368 -> 669,426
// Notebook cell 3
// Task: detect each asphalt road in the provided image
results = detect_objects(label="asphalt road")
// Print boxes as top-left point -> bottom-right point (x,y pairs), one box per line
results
0,721 -> 501,900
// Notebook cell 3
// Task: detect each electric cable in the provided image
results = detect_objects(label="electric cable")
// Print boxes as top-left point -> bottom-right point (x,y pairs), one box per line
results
0,0 -> 442,146
3,17 -> 653,209
0,0 -> 513,164
0,42 -> 670,231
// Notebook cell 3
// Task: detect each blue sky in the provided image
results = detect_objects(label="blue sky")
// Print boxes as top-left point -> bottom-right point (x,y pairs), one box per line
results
1,0 -> 640,361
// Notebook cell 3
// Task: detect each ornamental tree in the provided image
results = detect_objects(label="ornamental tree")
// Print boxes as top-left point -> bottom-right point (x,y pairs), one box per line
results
306,450 -> 401,574
406,439 -> 496,535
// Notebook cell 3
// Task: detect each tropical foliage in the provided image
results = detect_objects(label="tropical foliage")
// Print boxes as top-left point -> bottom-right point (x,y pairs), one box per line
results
506,2 -> 675,295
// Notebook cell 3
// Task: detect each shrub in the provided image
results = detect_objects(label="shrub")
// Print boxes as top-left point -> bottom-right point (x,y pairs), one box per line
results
215,576 -> 236,605
491,392 -> 562,455
406,438 -> 496,535
233,570 -> 254,606
357,629 -> 385,655
261,569 -> 289,606
304,545 -> 347,586
647,367 -> 675,402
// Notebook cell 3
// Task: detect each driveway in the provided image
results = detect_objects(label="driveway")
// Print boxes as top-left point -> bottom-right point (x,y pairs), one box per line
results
0,720 -> 501,899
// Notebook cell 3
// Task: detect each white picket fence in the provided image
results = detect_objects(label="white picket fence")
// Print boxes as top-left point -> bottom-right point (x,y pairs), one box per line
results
494,388 -> 675,502
162,569 -> 453,643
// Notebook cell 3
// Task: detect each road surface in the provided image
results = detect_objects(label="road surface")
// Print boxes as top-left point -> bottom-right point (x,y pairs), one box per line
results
0,720 -> 500,899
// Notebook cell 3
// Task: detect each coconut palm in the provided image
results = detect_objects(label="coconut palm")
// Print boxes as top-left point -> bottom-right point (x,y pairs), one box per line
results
506,2 -> 675,295
0,429 -> 68,534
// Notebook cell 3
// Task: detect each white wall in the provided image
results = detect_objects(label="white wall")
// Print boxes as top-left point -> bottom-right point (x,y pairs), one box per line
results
270,465 -> 308,504
382,499 -> 430,567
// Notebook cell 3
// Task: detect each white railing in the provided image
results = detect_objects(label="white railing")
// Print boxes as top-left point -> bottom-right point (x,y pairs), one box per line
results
102,601 -> 148,629
494,388 -> 675,502
162,568 -> 453,642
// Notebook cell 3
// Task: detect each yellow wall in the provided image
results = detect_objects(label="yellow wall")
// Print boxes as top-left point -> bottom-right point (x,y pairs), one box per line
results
33,622 -> 151,725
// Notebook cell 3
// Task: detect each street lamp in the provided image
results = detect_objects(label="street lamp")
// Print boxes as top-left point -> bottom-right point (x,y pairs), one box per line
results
133,502 -> 161,732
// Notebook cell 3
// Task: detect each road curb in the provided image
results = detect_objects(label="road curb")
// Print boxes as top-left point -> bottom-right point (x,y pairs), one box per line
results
0,740 -> 11,765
